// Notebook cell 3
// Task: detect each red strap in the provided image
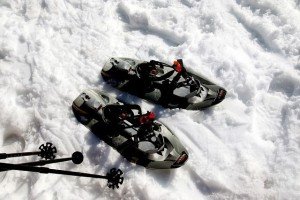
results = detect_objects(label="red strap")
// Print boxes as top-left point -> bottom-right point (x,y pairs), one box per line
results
173,60 -> 182,72
148,112 -> 155,120
139,112 -> 156,124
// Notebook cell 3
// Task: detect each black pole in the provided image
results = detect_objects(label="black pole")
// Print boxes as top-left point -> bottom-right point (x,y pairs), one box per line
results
0,152 -> 40,159
21,152 -> 83,166
0,142 -> 57,160
0,152 -> 84,172
0,162 -> 124,189
0,158 -> 70,172
19,157 -> 73,166
0,162 -> 107,179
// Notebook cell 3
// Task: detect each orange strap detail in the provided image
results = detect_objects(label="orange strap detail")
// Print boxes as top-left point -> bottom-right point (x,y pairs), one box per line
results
173,60 -> 182,72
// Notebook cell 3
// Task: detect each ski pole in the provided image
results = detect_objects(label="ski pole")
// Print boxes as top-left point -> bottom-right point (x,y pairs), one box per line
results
0,142 -> 57,160
0,152 -> 83,172
20,151 -> 84,166
0,163 -> 124,189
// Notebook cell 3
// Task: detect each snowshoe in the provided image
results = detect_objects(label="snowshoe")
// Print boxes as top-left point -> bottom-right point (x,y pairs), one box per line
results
72,89 -> 188,169
101,58 -> 226,110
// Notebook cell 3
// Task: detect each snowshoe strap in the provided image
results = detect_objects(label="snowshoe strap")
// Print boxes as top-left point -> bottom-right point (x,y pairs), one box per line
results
173,60 -> 183,72
139,112 -> 155,124
102,104 -> 139,124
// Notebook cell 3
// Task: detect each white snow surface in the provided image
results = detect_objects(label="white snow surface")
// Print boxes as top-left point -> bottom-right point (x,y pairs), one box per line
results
0,0 -> 300,199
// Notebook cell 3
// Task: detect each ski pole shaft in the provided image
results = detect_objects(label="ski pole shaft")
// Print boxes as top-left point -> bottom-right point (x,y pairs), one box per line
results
19,151 -> 83,167
0,152 -> 40,159
0,158 -> 70,172
0,152 -> 83,172
0,162 -> 107,179
19,157 -> 72,166
0,142 -> 57,160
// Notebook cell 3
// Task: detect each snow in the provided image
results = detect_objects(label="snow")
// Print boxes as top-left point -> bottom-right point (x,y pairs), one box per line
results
0,0 -> 300,199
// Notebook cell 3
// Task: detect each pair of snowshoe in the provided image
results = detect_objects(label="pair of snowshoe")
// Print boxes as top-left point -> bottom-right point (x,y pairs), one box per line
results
72,58 -> 226,169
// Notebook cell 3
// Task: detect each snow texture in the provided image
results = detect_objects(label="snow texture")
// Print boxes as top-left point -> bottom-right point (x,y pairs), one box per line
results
0,0 -> 300,199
